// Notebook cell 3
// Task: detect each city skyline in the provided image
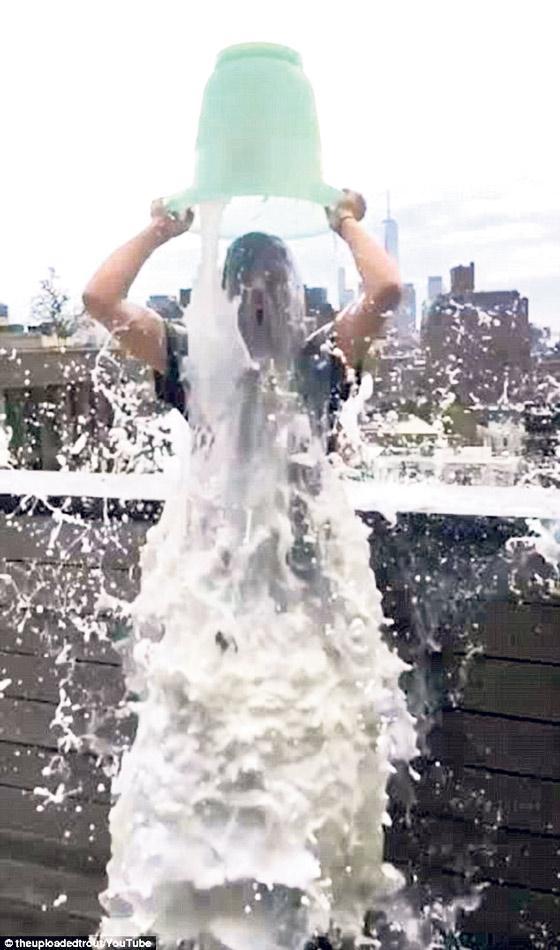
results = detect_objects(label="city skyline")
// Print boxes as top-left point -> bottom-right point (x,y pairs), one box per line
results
0,180 -> 554,336
0,212 -> 549,337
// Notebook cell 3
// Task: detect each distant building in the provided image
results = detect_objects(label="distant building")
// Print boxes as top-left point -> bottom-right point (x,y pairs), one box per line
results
337,267 -> 346,310
427,276 -> 443,301
381,197 -> 416,344
340,288 -> 355,309
535,349 -> 560,384
362,413 -> 440,450
368,352 -> 427,406
421,262 -> 531,403
478,408 -> 525,456
147,295 -> 183,321
382,192 -> 399,263
303,286 -> 327,313
336,267 -> 355,310
304,286 -> 327,311
523,402 -> 560,457
304,286 -> 333,331
0,303 -> 8,321
450,262 -> 475,295
0,325 -> 40,344
530,325 -> 552,356
393,283 -> 417,340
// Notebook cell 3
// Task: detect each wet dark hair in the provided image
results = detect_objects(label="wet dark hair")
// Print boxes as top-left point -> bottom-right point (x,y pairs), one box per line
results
222,232 -> 305,368
222,232 -> 295,298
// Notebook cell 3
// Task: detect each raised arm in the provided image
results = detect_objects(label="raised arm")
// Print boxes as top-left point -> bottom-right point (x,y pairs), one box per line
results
327,191 -> 402,366
82,203 -> 193,373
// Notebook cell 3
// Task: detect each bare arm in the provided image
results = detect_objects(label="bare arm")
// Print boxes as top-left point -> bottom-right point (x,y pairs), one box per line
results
82,204 -> 193,373
327,192 -> 402,365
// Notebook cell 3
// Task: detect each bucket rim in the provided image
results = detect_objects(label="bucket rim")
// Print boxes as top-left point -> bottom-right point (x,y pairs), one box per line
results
166,183 -> 342,211
216,43 -> 302,68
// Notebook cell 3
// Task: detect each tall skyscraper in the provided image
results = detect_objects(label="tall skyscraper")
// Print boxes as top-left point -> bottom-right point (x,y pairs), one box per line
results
337,267 -> 346,310
394,283 -> 417,339
337,267 -> 355,310
427,276 -> 443,301
382,191 -> 399,263
402,283 -> 417,328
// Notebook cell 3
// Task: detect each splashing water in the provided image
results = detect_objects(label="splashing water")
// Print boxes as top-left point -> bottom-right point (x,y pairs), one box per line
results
99,203 -> 419,948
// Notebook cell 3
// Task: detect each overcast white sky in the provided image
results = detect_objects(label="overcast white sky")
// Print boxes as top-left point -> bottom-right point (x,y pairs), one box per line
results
1,0 -> 558,329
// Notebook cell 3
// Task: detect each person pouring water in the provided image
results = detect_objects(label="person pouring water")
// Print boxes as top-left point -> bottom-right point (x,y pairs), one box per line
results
84,196 -> 404,949
83,191 -> 401,443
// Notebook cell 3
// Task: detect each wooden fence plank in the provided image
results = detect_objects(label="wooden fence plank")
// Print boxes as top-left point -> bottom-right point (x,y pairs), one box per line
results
0,514 -> 149,568
429,710 -> 560,780
0,858 -> 104,921
0,651 -> 124,707
0,787 -> 109,866
385,814 -> 560,893
0,742 -> 110,804
0,561 -> 139,611
0,650 -> 61,703
402,761 -> 560,835
468,600 -> 560,665
0,698 -> 59,748
0,896 -> 96,937
0,697 -> 129,758
388,865 -> 560,944
456,656 -> 560,723
456,882 -> 560,943
0,615 -> 124,666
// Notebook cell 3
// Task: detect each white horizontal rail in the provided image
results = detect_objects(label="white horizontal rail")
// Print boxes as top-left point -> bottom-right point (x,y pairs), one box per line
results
0,470 -> 558,520
347,479 -> 559,520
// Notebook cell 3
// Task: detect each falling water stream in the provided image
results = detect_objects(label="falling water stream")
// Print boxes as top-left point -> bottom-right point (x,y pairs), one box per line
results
2,203 -> 557,946
97,203 -> 419,948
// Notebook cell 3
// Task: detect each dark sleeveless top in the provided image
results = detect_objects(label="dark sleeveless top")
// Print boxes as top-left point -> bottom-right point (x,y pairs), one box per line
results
153,321 -> 352,451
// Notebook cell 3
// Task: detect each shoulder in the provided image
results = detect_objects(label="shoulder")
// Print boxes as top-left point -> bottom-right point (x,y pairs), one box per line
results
297,320 -> 349,406
163,319 -> 189,359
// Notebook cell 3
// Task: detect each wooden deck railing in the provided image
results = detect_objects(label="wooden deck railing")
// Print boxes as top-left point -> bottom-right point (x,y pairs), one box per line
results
0,492 -> 558,947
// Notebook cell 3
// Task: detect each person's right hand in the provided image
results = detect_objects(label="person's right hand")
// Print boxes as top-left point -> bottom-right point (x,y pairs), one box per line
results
149,198 -> 194,245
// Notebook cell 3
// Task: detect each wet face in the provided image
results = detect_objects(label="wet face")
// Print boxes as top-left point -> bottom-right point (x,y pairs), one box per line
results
237,276 -> 288,364
223,234 -> 305,369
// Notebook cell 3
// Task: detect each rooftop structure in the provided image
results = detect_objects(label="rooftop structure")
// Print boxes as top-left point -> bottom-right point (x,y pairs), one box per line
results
427,276 -> 443,301
421,262 -> 531,403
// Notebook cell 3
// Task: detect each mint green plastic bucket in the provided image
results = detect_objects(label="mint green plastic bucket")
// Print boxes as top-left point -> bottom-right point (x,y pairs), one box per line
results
164,43 -> 342,236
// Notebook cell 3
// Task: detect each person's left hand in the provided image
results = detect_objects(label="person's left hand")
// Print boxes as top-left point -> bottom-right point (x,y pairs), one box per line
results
325,189 -> 367,234
149,198 -> 194,244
